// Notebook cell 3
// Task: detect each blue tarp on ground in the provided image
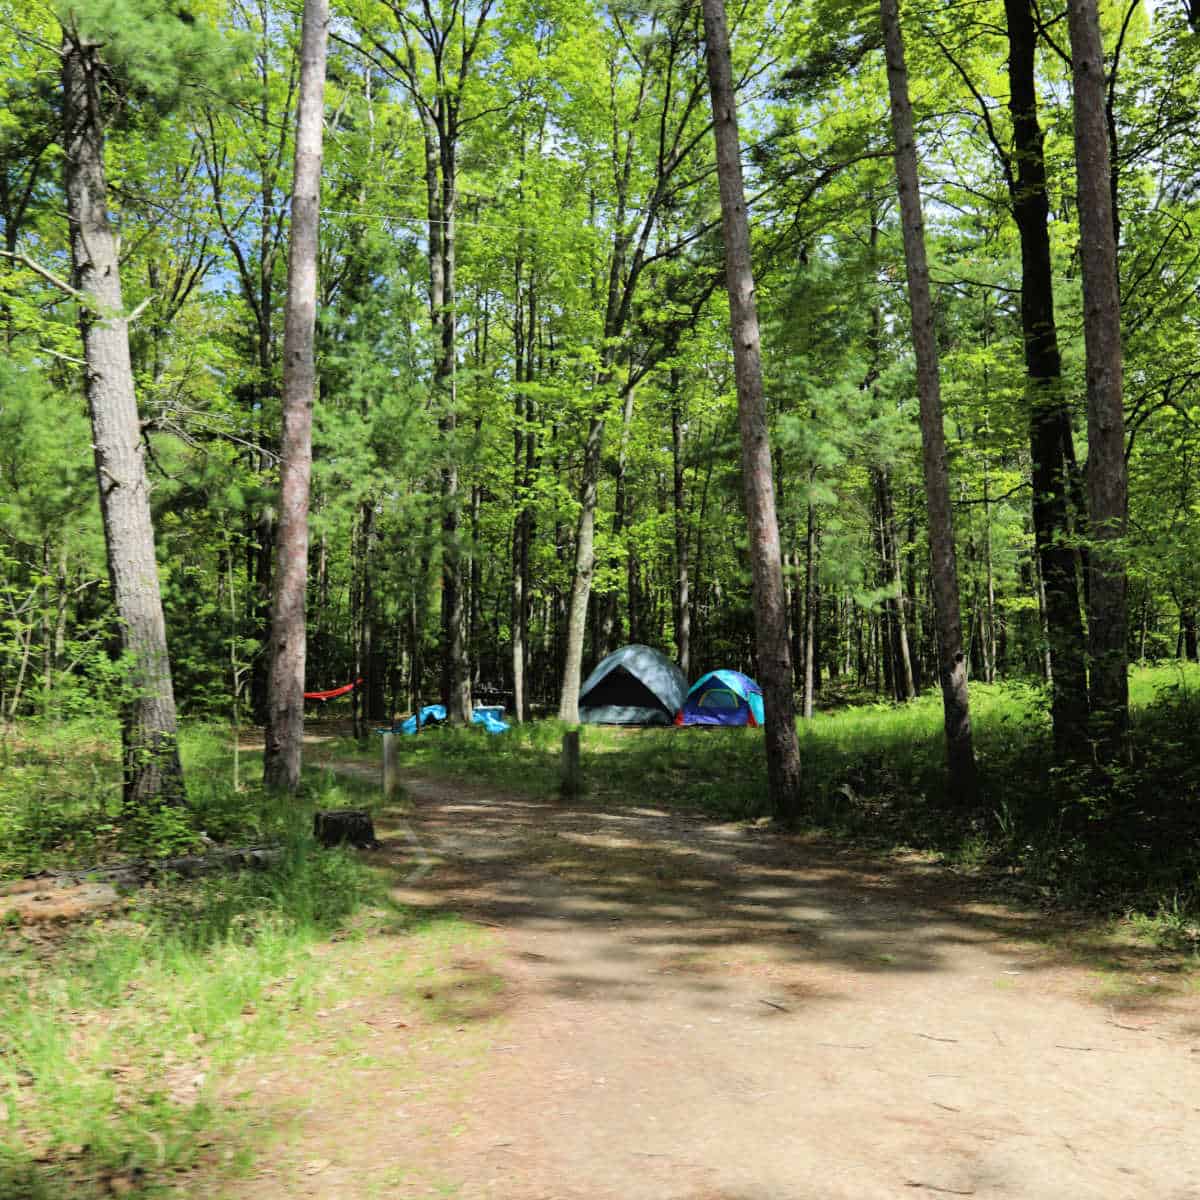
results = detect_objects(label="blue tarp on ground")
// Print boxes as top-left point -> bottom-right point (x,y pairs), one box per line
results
472,708 -> 510,734
676,670 -> 765,727
378,704 -> 510,735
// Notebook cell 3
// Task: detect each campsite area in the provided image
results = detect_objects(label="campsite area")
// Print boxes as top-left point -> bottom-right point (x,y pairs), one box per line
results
3,0 -> 1200,1195
3,675 -> 1200,1199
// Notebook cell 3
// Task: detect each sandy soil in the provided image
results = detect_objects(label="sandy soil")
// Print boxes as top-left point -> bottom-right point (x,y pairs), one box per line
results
227,771 -> 1200,1200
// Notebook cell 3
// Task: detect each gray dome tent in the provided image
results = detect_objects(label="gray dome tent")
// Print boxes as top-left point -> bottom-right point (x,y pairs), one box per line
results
578,644 -> 687,726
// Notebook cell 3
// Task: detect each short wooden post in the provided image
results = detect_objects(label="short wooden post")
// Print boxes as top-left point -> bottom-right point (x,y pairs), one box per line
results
560,729 -> 582,799
382,732 -> 399,799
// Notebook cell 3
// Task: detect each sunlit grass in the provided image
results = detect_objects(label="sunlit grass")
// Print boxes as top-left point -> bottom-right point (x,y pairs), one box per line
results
389,664 -> 1200,917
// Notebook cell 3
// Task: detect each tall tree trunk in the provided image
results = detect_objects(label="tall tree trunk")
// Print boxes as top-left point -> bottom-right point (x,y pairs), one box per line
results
558,412 -> 604,723
982,461 -> 998,683
1066,0 -> 1130,762
879,470 -> 916,699
1004,0 -> 1089,759
1182,603 -> 1198,662
511,240 -> 527,722
61,27 -> 184,812
879,0 -> 978,800
263,0 -> 327,791
600,381 -> 638,656
438,145 -> 471,724
702,0 -> 802,825
671,384 -> 691,677
878,463 -> 912,700
803,503 -> 818,719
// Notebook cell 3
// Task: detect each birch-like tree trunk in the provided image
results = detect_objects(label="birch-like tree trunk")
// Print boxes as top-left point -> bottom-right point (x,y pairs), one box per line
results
263,0 -> 328,792
701,0 -> 802,825
671,385 -> 691,678
558,412 -> 604,723
1066,0 -> 1130,761
879,0 -> 978,801
61,27 -> 185,813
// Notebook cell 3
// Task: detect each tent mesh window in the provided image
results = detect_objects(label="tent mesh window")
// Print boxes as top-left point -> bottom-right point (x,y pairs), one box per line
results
698,688 -> 742,710
582,667 -> 669,714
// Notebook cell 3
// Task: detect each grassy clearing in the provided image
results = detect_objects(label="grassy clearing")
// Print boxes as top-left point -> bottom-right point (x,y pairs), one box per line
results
0,731 -> 404,1198
0,721 -> 387,876
388,665 -> 1200,923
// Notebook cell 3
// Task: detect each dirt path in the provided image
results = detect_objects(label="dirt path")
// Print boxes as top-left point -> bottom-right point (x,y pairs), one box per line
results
229,772 -> 1200,1200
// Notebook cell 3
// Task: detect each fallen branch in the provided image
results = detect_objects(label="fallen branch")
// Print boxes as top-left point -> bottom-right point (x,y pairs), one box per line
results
7,843 -> 282,891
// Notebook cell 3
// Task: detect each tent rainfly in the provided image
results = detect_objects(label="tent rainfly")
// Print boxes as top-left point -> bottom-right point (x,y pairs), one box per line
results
675,670 -> 765,727
578,644 -> 688,726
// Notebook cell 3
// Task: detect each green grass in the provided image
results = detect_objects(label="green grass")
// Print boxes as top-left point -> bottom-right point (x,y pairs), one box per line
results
0,719 -> 508,1198
389,664 -> 1200,919
0,721 -> 387,876
0,729 -> 400,1199
0,667 -> 1198,1191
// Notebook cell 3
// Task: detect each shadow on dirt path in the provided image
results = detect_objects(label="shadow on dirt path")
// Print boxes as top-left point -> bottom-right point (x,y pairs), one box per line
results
227,769 -> 1200,1200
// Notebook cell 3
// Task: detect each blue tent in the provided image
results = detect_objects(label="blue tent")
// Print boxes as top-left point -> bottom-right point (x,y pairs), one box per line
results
675,670 -> 765,727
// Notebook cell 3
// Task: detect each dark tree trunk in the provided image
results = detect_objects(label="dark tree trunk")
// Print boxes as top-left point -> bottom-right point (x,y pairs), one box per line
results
702,0 -> 802,825
61,27 -> 184,812
1067,0 -> 1130,761
1182,603 -> 1198,662
1004,0 -> 1089,759
880,0 -> 977,801
263,0 -> 327,791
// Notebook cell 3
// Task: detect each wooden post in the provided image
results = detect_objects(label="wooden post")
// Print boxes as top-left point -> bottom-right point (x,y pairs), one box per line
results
560,729 -> 582,799
382,732 -> 398,799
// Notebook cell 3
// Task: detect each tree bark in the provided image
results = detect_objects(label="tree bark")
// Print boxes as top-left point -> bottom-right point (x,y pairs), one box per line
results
879,0 -> 978,800
702,0 -> 802,825
877,469 -> 916,699
803,503 -> 818,719
263,0 -> 327,792
559,413 -> 604,723
61,27 -> 184,813
671,385 -> 691,678
511,225 -> 528,722
437,141 -> 472,725
1004,0 -> 1089,759
1182,602 -> 1199,662
600,381 -> 638,657
1066,0 -> 1130,762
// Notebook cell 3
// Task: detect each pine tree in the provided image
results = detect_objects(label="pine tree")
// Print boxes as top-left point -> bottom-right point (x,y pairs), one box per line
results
701,0 -> 802,826
878,0 -> 978,801
263,0 -> 329,792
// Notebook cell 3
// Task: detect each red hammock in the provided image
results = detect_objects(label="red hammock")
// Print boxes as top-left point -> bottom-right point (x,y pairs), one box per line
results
303,678 -> 361,703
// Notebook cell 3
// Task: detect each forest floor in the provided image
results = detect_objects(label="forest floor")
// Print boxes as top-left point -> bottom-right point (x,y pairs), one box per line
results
208,759 -> 1200,1200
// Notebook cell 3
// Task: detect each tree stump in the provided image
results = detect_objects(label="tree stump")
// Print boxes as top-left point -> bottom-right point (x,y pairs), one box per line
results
313,809 -> 377,849
560,730 -> 582,799
382,732 -> 399,799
